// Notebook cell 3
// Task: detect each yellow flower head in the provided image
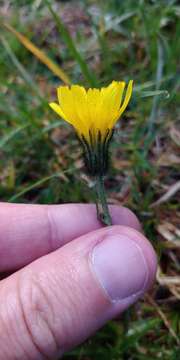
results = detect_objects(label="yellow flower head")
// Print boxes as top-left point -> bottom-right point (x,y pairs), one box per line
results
49,80 -> 133,175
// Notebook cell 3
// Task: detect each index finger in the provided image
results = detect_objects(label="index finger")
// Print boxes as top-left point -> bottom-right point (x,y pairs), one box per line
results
0,203 -> 141,272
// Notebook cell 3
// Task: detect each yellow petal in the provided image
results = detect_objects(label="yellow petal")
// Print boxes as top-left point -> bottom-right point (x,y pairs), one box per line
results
118,80 -> 133,117
70,85 -> 90,139
57,86 -> 75,124
86,88 -> 101,124
57,85 -> 90,140
97,81 -> 125,134
49,102 -> 69,122
70,85 -> 87,125
49,80 -> 133,145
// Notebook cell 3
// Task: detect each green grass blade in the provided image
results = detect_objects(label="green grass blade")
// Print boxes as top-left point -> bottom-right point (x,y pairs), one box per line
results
45,0 -> 98,87
1,35 -> 47,106
140,90 -> 169,98
148,37 -> 165,131
0,124 -> 29,149
119,318 -> 161,352
4,22 -> 71,85
9,168 -> 74,202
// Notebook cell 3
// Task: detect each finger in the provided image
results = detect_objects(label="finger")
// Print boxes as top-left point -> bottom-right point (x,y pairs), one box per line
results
0,203 -> 141,272
0,225 -> 157,359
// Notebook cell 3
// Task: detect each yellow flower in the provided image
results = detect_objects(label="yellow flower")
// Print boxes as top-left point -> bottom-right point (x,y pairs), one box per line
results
49,80 -> 133,175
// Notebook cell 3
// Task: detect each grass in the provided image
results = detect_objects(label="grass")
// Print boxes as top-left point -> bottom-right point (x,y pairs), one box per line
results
0,0 -> 180,358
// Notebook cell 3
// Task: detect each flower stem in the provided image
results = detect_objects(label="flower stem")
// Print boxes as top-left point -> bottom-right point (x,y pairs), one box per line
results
95,175 -> 112,226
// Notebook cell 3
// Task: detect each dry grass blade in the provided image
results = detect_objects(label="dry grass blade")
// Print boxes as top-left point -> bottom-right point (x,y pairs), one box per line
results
151,181 -> 180,207
170,126 -> 180,146
156,222 -> 180,245
157,266 -> 180,301
157,266 -> 180,286
168,285 -> 180,300
146,294 -> 180,345
4,23 -> 71,85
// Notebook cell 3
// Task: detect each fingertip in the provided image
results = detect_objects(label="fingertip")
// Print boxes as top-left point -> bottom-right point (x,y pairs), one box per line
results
124,226 -> 157,290
47,204 -> 142,248
0,203 -> 142,272
101,225 -> 157,292
110,205 -> 142,232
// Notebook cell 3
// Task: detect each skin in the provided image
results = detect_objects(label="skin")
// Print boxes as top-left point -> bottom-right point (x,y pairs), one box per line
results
0,203 -> 157,359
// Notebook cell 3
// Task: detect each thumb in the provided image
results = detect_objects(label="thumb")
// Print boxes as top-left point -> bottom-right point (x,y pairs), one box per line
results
0,226 -> 157,359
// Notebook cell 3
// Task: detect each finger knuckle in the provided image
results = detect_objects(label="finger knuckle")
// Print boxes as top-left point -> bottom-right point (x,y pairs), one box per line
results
17,271 -> 59,359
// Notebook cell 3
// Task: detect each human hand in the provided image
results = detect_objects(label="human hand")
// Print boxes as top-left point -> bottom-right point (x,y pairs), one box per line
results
0,203 -> 157,359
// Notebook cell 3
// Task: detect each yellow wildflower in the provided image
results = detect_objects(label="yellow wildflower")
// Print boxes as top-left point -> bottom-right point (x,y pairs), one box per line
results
49,80 -> 133,175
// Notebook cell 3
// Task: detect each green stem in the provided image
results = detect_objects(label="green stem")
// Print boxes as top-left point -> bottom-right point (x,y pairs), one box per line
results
95,175 -> 112,226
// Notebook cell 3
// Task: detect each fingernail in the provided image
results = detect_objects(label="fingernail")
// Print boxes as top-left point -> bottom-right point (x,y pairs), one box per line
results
91,235 -> 149,302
